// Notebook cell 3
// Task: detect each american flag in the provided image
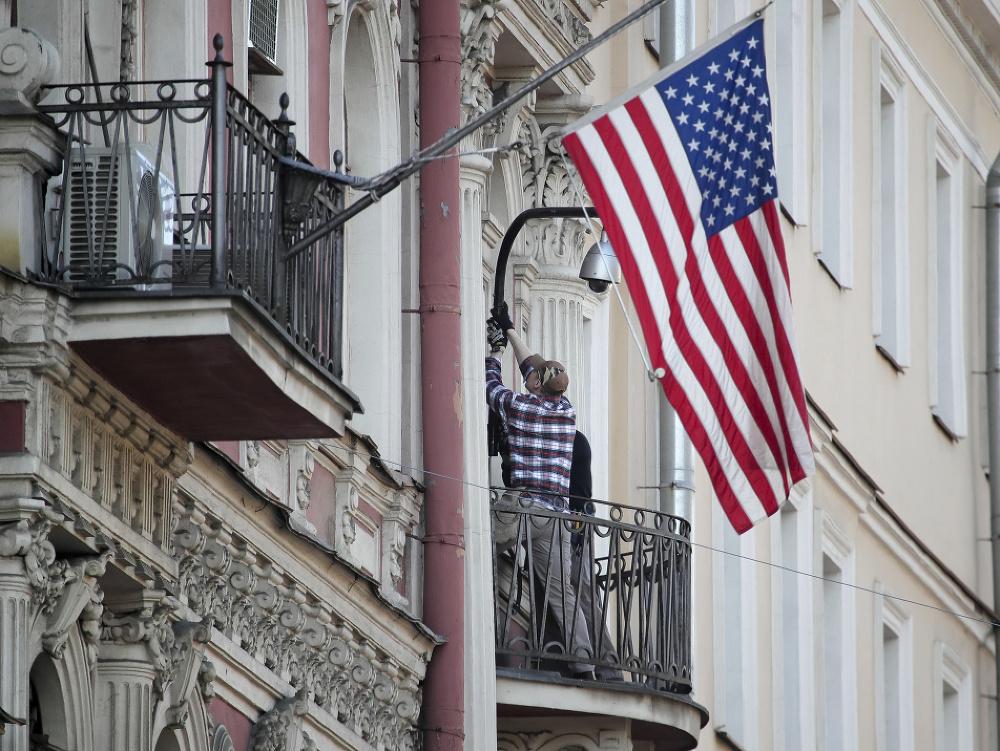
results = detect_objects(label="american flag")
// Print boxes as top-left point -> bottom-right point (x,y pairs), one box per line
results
562,17 -> 813,533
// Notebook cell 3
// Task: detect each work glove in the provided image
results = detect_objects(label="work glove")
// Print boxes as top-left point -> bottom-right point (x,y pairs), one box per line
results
491,302 -> 515,333
486,317 -> 508,354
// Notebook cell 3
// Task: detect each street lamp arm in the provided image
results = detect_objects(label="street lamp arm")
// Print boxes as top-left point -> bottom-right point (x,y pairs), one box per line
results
492,206 -> 598,313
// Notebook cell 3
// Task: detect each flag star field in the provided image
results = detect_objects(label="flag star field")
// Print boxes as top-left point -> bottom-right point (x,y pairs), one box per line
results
655,23 -> 776,235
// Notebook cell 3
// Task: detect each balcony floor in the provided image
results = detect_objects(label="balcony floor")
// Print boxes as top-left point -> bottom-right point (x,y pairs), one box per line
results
68,294 -> 360,441
496,669 -> 707,751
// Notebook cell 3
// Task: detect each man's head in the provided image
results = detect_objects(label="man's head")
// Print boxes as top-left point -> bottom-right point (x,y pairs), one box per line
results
524,354 -> 569,396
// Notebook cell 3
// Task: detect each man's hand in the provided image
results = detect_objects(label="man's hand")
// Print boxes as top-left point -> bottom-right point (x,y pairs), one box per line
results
486,318 -> 507,354
491,302 -> 515,333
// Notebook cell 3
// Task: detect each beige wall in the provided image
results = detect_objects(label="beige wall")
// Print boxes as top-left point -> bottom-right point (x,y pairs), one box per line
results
584,0 -> 1000,748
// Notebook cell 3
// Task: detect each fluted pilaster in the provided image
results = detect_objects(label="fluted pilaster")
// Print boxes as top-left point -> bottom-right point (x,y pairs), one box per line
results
0,564 -> 31,751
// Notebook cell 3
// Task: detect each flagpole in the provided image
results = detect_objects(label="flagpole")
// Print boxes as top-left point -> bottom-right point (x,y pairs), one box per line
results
286,0 -> 676,258
657,0 -> 696,524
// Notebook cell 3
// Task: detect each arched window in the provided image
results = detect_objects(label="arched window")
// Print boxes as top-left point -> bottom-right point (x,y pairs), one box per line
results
341,11 -> 402,459
28,655 -> 69,751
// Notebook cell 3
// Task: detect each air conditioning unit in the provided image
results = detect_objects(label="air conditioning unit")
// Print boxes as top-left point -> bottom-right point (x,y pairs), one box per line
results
62,145 -> 175,287
248,0 -> 281,75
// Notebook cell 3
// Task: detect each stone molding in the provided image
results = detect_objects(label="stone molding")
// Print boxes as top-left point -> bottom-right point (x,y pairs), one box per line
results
173,501 -> 424,751
319,435 -> 421,607
528,0 -> 590,49
35,363 -> 192,552
212,723 -> 237,751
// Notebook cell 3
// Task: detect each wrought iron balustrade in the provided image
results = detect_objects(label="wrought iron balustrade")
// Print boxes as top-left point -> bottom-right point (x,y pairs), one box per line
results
492,490 -> 692,693
34,36 -> 353,379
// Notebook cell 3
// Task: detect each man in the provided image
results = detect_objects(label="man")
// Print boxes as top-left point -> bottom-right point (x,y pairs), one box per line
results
485,308 -> 596,678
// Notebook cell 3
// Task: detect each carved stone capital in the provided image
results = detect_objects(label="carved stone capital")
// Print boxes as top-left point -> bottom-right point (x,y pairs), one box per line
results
100,593 -> 186,695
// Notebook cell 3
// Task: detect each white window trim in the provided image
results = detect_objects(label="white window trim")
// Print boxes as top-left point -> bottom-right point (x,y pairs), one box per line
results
872,41 -> 910,368
709,0 -> 751,36
873,583 -> 914,751
927,118 -> 967,437
770,485 -> 816,751
933,641 -> 973,751
713,503 -> 759,750
817,511 -> 858,751
812,0 -> 854,287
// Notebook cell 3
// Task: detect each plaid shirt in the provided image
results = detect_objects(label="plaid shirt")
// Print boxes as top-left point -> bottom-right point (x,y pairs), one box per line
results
486,356 -> 576,510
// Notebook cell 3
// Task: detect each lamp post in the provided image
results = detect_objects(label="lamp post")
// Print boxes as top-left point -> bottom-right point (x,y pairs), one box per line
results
488,205 -> 621,457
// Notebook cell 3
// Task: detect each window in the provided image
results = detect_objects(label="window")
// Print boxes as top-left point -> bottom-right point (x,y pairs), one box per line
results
874,588 -> 913,751
772,0 -> 808,223
820,513 -> 857,751
873,46 -> 909,368
934,642 -> 973,751
714,511 -> 758,748
815,0 -> 853,285
712,0 -> 750,34
772,491 -> 816,751
342,13 -> 403,460
928,120 -> 966,437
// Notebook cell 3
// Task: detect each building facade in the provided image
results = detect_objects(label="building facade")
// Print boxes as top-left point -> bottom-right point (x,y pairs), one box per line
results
1,0 -> 1000,750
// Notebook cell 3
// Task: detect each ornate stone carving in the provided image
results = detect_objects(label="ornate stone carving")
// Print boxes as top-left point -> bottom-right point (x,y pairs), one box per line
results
327,0 -> 346,28
0,26 -> 60,107
527,0 -> 591,49
520,124 -> 578,208
250,689 -> 309,751
0,508 -> 60,592
296,452 -> 314,513
172,504 -> 425,750
120,0 -> 139,81
246,440 -> 261,482
288,444 -> 317,536
39,550 -> 114,660
460,0 -> 505,128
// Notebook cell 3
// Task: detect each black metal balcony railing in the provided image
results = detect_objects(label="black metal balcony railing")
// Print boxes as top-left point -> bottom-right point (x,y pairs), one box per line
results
34,35 -> 354,379
492,491 -> 692,693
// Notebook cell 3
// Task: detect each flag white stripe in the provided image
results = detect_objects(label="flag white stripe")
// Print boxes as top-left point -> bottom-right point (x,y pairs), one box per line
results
575,123 -> 771,523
